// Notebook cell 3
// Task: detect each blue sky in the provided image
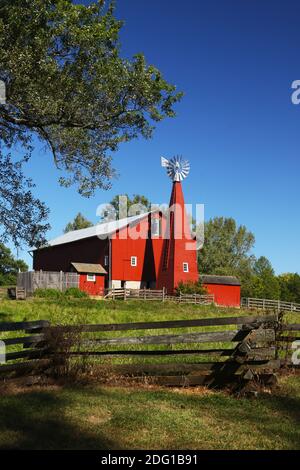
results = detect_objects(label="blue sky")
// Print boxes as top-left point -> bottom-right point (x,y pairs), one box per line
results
12,0 -> 300,273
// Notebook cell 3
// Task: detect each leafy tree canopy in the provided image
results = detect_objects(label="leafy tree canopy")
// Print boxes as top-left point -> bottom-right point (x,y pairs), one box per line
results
101,193 -> 152,219
0,0 -> 182,246
198,217 -> 255,277
64,212 -> 93,233
0,242 -> 28,285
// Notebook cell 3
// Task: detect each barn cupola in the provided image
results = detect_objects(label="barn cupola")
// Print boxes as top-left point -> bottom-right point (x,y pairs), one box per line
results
157,156 -> 199,293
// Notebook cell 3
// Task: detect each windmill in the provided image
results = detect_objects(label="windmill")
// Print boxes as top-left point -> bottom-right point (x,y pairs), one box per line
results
161,155 -> 190,182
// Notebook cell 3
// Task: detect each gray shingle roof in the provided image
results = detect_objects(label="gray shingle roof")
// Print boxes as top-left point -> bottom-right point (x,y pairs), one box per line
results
71,262 -> 107,274
33,212 -> 153,250
200,275 -> 241,286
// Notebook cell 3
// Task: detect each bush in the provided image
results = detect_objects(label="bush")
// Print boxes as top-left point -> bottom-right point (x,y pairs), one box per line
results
64,287 -> 88,298
175,281 -> 207,296
34,288 -> 63,299
34,287 -> 88,299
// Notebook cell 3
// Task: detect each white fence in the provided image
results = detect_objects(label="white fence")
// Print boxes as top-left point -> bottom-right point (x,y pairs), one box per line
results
17,271 -> 79,294
241,297 -> 300,313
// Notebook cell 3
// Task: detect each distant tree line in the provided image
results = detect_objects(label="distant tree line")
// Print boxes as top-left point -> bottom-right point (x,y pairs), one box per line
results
198,217 -> 300,303
2,199 -> 298,303
0,243 -> 28,286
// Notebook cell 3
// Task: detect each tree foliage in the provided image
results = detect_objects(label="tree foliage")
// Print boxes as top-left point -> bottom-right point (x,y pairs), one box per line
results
101,193 -> 152,219
0,242 -> 28,285
0,152 -> 50,247
64,212 -> 93,233
198,217 -> 255,277
278,273 -> 300,303
0,0 -> 182,246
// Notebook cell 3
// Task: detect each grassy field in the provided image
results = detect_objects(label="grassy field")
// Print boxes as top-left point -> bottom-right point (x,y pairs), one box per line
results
0,297 -> 273,366
0,296 -> 252,324
0,373 -> 299,449
0,297 -> 299,450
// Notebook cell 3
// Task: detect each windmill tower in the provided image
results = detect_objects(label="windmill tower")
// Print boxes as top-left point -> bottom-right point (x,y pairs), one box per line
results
157,156 -> 199,293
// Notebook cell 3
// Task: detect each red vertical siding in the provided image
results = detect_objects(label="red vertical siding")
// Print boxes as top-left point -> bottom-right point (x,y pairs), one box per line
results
203,283 -> 241,307
157,182 -> 198,293
79,273 -> 105,296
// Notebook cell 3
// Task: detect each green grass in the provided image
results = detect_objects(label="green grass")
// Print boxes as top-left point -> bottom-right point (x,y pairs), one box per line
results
0,298 -> 299,450
0,297 -> 265,366
0,374 -> 299,449
0,297 -> 298,366
0,296 -> 250,324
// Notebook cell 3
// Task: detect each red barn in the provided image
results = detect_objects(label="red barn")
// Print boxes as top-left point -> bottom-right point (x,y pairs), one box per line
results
200,275 -> 241,307
32,179 -> 198,294
31,156 -> 241,305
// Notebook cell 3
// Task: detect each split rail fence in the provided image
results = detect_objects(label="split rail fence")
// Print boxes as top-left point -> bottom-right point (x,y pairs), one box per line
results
2,313 -> 297,387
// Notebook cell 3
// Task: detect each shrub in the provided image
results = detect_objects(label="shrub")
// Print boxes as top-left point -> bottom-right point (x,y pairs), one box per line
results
64,287 -> 88,298
175,280 -> 207,296
34,287 -> 88,299
34,288 -> 63,299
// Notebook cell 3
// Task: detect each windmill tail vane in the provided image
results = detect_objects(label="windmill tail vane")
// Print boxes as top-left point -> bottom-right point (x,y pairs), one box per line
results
161,155 -> 190,182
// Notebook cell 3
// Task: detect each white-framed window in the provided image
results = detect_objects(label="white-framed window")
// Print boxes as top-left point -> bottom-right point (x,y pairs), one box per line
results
151,217 -> 161,237
131,256 -> 137,267
104,255 -> 109,266
183,262 -> 189,273
87,274 -> 96,282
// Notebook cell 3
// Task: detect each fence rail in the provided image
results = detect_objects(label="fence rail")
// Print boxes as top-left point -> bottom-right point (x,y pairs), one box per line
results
241,297 -> 300,313
0,314 -> 281,387
17,271 -> 79,294
104,288 -> 214,304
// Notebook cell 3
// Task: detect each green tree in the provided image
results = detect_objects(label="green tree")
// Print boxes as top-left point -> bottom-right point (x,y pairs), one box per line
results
278,273 -> 300,303
198,217 -> 255,274
198,217 -> 256,297
249,256 -> 280,299
101,194 -> 152,219
64,212 -> 93,233
0,0 -> 182,246
0,243 -> 28,285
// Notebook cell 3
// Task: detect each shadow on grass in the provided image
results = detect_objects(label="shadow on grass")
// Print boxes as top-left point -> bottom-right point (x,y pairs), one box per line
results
0,388 -> 119,450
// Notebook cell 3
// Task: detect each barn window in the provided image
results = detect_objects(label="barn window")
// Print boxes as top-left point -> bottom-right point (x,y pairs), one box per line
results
183,262 -> 189,273
104,255 -> 109,266
87,274 -> 96,282
151,218 -> 161,237
131,256 -> 137,267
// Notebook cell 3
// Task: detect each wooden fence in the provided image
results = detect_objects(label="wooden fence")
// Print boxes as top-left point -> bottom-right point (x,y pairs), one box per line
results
17,271 -> 79,294
0,320 -> 50,373
0,314 -> 286,387
104,288 -> 214,304
241,297 -> 300,313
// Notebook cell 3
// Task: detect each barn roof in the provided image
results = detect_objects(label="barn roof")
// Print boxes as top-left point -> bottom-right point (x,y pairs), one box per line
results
34,212 -> 153,250
200,275 -> 241,286
71,262 -> 107,274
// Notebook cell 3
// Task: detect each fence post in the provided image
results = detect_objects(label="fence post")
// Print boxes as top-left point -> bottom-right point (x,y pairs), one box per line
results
113,287 -> 115,300
144,287 -> 146,300
162,287 -> 165,302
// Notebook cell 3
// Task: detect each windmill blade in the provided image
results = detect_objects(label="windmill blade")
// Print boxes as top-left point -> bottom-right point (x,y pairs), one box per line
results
161,157 -> 169,168
161,155 -> 190,181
